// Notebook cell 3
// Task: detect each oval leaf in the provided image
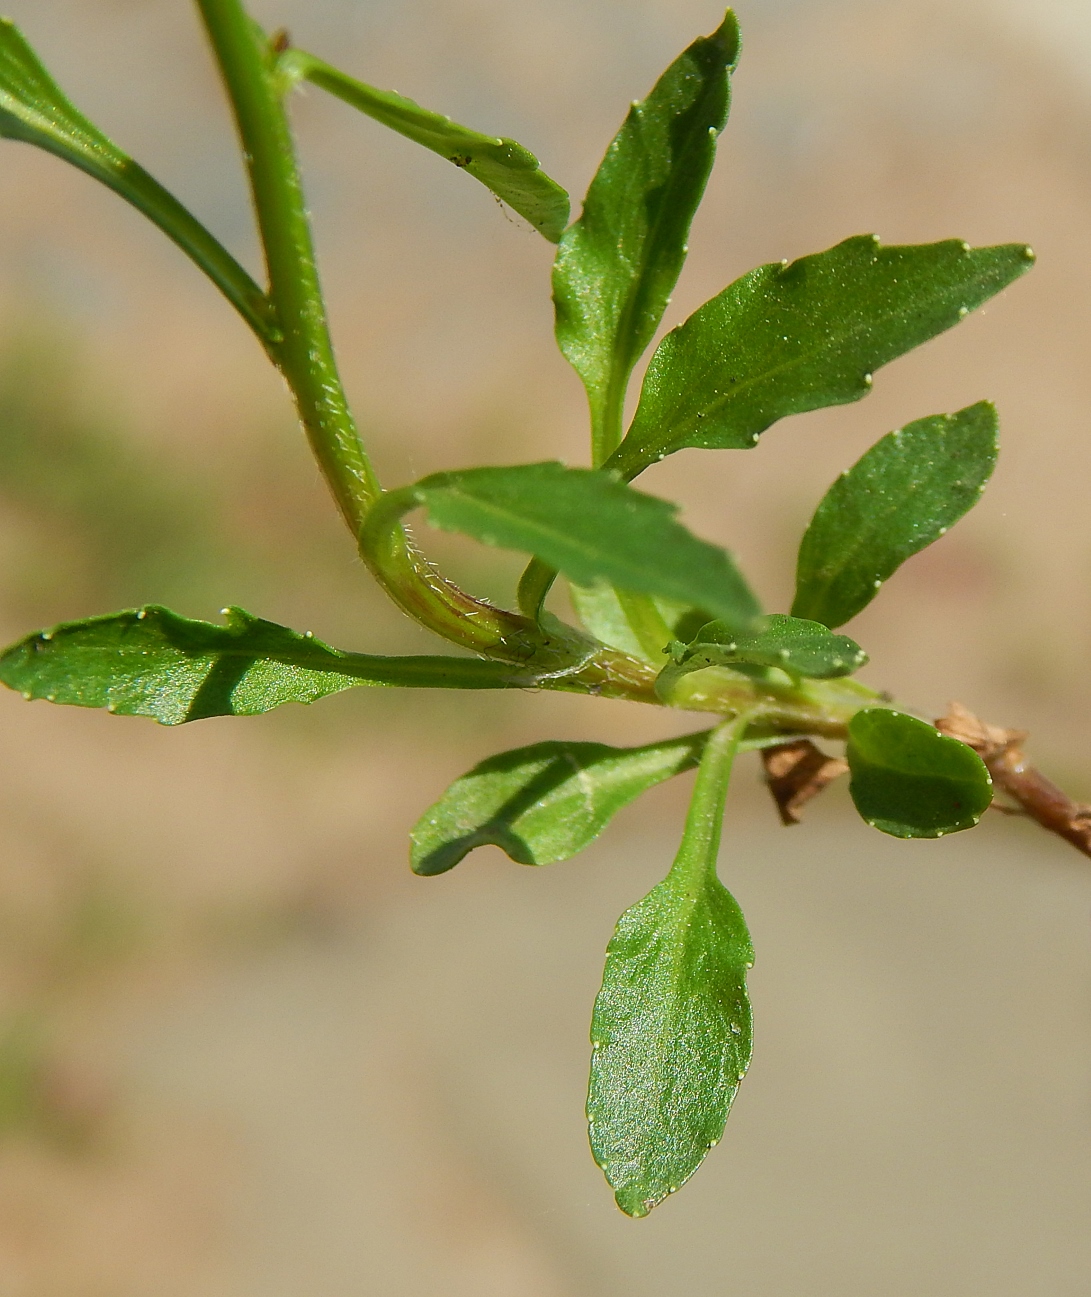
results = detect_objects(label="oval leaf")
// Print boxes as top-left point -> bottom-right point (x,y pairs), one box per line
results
792,402 -> 999,627
553,12 -> 740,461
847,708 -> 992,838
589,716 -> 753,1217
411,732 -> 711,875
411,462 -> 762,634
589,871 -> 753,1217
0,606 -> 537,725
612,236 -> 1033,478
676,613 -> 867,680
281,51 -> 569,242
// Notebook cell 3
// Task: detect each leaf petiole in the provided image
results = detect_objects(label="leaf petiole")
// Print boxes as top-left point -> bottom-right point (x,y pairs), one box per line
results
670,711 -> 752,889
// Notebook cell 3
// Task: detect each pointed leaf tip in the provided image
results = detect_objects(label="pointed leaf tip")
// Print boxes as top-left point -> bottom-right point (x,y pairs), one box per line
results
613,237 -> 1030,478
554,14 -> 740,459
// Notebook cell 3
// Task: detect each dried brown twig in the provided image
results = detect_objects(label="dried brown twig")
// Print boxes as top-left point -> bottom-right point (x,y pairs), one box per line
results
935,702 -> 1091,859
762,740 -> 849,826
761,704 -> 1091,862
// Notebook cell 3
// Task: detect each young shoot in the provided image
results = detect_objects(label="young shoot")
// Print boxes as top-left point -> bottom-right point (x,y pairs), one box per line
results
0,2 -> 1071,1216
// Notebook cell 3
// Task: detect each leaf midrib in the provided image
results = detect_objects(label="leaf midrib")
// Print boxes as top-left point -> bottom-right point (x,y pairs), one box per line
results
28,638 -> 523,685
429,484 -> 716,596
638,294 -> 959,461
799,471 -> 940,614
627,263 -> 998,465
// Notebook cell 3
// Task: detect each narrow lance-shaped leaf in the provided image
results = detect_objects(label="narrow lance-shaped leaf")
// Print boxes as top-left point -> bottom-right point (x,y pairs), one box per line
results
792,402 -> 998,627
0,607 -> 542,726
554,11 -> 740,463
279,50 -> 569,242
411,732 -> 712,875
668,613 -> 867,680
611,236 -> 1033,479
847,709 -> 993,838
399,462 -> 762,635
588,716 -> 754,1217
0,20 -> 272,341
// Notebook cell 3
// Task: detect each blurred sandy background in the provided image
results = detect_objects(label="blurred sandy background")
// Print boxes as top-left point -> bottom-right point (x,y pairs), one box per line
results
0,0 -> 1089,1292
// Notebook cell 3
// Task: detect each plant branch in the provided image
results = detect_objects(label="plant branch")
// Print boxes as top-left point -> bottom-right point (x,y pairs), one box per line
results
936,702 -> 1091,860
195,0 -> 380,533
194,0 -> 570,662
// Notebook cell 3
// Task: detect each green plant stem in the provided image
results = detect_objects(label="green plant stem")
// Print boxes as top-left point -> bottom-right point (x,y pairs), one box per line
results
358,487 -> 665,694
671,712 -> 751,888
615,590 -> 674,659
195,0 -> 379,533
105,162 -> 277,349
592,375 -> 627,468
195,0 -> 586,663
517,558 -> 558,620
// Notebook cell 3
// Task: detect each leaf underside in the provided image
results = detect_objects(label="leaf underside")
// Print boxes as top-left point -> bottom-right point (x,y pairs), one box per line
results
612,236 -> 1033,479
847,708 -> 993,838
792,402 -> 999,628
411,732 -> 711,875
285,51 -> 570,241
412,461 -> 762,634
589,868 -> 753,1216
0,606 -> 534,725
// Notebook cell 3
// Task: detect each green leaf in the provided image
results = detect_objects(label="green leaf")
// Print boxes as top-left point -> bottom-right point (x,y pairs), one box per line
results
670,613 -> 867,680
411,732 -> 711,875
406,462 -> 762,634
0,20 -> 272,341
792,402 -> 999,627
0,606 -> 540,726
847,708 -> 992,838
280,50 -> 569,242
568,583 -> 705,662
611,236 -> 1034,478
553,12 -> 740,463
588,717 -> 753,1217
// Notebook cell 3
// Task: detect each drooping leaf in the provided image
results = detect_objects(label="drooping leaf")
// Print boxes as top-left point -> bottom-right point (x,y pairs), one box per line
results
406,462 -> 762,634
411,732 -> 712,875
670,613 -> 867,680
0,20 -> 272,340
846,708 -> 992,838
611,236 -> 1033,478
588,717 -> 753,1217
792,402 -> 999,627
280,50 -> 569,242
553,12 -> 740,463
0,606 -> 540,725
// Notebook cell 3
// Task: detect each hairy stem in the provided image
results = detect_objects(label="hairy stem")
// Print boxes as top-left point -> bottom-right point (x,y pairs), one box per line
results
195,0 -> 573,661
196,0 -> 379,533
937,703 -> 1091,860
